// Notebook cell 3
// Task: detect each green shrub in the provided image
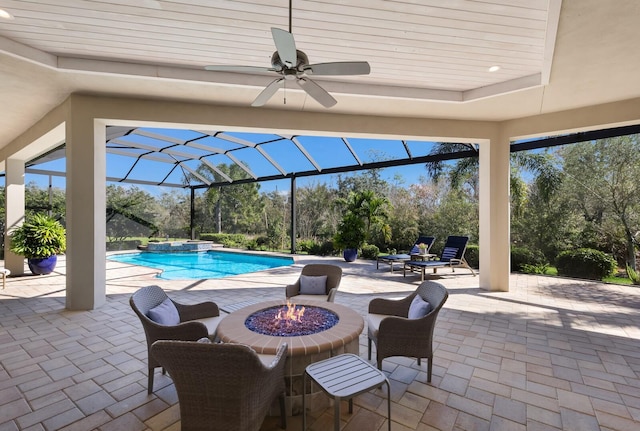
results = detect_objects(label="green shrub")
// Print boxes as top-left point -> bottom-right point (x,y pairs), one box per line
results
106,239 -> 141,251
521,263 -> 549,275
555,248 -> 617,280
200,233 -> 248,248
315,241 -> 336,256
246,239 -> 270,251
627,265 -> 640,285
511,246 -> 545,272
360,243 -> 380,260
297,239 -> 317,253
254,236 -> 269,247
464,245 -> 479,268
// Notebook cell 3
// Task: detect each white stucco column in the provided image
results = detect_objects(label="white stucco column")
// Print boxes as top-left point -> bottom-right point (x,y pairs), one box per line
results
4,158 -> 26,275
65,113 -> 106,310
478,132 -> 510,291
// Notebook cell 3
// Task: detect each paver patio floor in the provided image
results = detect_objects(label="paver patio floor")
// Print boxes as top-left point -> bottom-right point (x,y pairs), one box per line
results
1,253 -> 639,430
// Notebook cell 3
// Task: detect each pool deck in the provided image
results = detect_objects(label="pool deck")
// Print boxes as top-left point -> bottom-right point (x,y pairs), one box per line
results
1,252 -> 640,430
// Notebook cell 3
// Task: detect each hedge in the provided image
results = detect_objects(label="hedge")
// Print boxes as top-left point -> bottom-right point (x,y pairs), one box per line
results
555,248 -> 617,280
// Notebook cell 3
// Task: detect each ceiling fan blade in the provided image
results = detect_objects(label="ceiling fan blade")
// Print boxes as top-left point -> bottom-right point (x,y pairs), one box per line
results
271,27 -> 297,67
297,78 -> 337,108
252,78 -> 283,107
304,61 -> 371,76
205,65 -> 274,73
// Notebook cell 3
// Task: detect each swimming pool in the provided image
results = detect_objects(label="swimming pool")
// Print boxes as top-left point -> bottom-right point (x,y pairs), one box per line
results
108,250 -> 294,280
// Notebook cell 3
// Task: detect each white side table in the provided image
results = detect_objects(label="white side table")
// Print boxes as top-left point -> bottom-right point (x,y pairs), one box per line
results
303,353 -> 391,431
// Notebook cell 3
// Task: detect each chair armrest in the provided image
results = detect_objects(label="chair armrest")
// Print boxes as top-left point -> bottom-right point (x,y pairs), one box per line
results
326,287 -> 338,302
378,314 -> 431,333
285,281 -> 301,298
269,343 -> 288,369
175,301 -> 220,321
368,293 -> 415,316
147,320 -> 210,342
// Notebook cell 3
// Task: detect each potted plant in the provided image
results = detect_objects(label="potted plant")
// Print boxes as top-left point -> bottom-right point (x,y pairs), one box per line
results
418,242 -> 428,254
9,214 -> 66,275
333,212 -> 366,262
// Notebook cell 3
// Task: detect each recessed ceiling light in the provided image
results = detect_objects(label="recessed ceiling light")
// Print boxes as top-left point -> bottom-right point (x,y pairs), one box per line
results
488,65 -> 501,72
0,8 -> 14,20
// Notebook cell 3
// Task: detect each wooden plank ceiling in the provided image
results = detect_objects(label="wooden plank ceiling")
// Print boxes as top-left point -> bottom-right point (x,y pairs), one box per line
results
0,0 -> 554,92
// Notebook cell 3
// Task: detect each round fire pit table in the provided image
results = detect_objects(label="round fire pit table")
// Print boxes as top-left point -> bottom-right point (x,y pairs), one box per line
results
216,300 -> 364,416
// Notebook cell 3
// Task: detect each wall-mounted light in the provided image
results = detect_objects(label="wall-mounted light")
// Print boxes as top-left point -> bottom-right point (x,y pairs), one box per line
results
0,8 -> 15,20
488,65 -> 501,72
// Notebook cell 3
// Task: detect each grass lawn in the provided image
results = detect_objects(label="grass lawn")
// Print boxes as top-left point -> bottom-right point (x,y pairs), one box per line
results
522,266 -> 639,287
603,275 -> 634,285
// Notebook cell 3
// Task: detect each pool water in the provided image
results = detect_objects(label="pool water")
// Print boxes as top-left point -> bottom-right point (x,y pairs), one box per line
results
108,250 -> 294,280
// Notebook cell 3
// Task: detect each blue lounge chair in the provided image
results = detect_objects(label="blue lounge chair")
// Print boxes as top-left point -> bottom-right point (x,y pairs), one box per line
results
403,236 -> 476,280
376,236 -> 435,273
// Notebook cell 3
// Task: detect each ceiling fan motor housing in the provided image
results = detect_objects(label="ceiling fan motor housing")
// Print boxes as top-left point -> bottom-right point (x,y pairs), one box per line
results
271,50 -> 309,72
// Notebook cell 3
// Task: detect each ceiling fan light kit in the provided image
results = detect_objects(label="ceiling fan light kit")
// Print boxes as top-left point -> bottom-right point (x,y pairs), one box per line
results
204,2 -> 370,108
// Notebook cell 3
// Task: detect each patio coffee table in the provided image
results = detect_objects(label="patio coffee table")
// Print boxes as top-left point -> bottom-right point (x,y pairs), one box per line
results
303,353 -> 390,431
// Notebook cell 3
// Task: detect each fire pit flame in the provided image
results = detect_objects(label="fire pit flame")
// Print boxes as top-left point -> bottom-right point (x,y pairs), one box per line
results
245,303 -> 339,337
275,300 -> 305,323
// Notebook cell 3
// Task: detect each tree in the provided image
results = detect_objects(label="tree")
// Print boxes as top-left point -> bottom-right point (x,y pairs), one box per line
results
385,183 -> 424,251
334,169 -> 388,199
357,190 -> 392,245
295,182 -> 340,241
426,145 -> 561,206
511,180 -> 583,262
106,185 -> 158,242
155,190 -> 190,238
425,143 -> 479,198
25,181 -> 66,218
195,164 -> 264,234
334,190 -> 391,250
421,188 -> 479,246
560,136 -> 640,269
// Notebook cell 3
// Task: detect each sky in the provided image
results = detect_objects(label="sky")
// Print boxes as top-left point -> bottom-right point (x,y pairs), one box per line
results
17,158 -> 433,196
11,128 -> 443,196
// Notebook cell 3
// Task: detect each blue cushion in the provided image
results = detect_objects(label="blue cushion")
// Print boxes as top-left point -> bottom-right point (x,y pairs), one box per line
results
147,297 -> 180,325
441,247 -> 458,261
410,245 -> 420,254
299,275 -> 327,295
408,295 -> 431,319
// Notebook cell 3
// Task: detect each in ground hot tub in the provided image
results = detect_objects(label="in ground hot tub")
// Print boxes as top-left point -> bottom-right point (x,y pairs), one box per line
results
145,240 -> 214,252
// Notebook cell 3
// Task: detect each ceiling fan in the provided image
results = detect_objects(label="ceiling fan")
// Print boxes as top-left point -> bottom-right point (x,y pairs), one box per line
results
204,1 -> 370,108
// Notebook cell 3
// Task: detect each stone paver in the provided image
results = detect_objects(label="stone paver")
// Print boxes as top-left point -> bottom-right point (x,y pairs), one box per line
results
1,254 -> 639,430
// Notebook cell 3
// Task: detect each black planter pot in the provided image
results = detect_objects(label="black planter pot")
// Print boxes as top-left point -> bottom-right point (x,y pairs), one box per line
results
27,255 -> 58,275
343,248 -> 358,262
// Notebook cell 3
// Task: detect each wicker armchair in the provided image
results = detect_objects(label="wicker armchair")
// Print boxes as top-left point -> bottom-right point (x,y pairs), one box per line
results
367,281 -> 448,382
129,285 -> 223,394
151,340 -> 288,431
285,264 -> 343,302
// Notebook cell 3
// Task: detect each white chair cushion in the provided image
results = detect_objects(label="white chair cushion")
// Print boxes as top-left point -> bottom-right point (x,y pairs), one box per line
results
289,294 -> 330,302
194,315 -> 226,338
147,297 -> 180,326
366,313 -> 387,339
408,295 -> 431,319
299,275 -> 328,294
